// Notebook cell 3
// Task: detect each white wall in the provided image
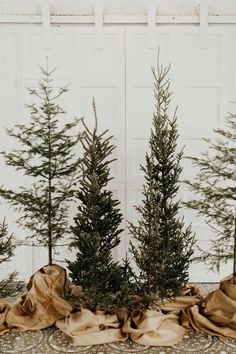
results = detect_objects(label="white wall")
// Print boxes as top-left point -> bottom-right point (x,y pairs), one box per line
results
0,1 -> 235,282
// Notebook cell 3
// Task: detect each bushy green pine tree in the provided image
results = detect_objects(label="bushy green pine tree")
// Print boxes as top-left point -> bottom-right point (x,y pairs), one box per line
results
129,55 -> 195,303
0,66 -> 82,265
68,99 -> 131,312
184,113 -> 236,273
0,219 -> 23,297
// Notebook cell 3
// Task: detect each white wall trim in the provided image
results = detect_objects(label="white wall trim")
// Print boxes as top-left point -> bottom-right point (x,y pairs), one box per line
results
1,14 -> 236,25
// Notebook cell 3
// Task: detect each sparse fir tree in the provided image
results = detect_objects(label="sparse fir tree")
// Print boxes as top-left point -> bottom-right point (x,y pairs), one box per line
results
68,99 -> 132,312
0,66 -> 82,265
0,218 -> 23,297
184,113 -> 236,273
129,54 -> 195,303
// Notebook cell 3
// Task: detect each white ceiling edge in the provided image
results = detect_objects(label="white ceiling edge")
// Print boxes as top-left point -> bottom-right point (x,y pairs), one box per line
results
1,0 -> 236,16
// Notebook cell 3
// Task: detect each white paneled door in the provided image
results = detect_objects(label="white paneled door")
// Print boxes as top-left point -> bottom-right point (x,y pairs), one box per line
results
0,23 -> 234,281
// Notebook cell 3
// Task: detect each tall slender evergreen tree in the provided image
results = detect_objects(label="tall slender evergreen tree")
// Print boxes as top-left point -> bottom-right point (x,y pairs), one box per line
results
0,66 -> 82,265
68,99 -> 131,312
129,54 -> 195,303
184,113 -> 236,273
0,218 -> 23,297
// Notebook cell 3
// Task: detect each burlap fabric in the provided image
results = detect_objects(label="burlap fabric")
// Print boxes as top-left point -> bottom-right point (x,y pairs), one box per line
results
56,308 -> 129,346
0,264 -> 78,332
160,285 -> 203,315
0,301 -> 10,333
4,265 -> 234,347
122,309 -> 185,346
119,285 -> 202,347
186,274 -> 236,340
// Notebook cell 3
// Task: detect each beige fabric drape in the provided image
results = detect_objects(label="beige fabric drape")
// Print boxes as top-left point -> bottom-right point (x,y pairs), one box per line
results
0,264 -> 78,332
186,274 -> 236,340
2,265 -> 236,346
123,309 -> 185,346
56,308 -> 129,346
0,300 -> 10,333
159,285 -> 203,315
55,285 -> 202,347
120,285 -> 202,347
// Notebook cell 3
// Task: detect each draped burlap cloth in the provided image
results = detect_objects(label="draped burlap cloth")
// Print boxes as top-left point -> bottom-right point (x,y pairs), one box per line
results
0,301 -> 10,333
56,308 -> 129,346
0,264 -> 81,332
123,309 -> 185,346
120,285 -> 202,347
159,285 -> 203,315
55,285 -> 202,347
56,306 -> 186,347
0,265 -> 215,347
185,274 -> 236,340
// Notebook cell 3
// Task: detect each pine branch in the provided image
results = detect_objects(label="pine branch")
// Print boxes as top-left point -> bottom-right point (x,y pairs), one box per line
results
184,111 -> 236,272
68,99 -> 132,312
0,219 -> 23,298
0,66 -> 82,265
129,54 -> 195,303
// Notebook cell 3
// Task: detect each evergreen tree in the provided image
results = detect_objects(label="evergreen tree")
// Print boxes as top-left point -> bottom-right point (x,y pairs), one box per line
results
0,218 -> 23,297
129,55 -> 195,303
184,113 -> 236,273
68,99 -> 131,312
0,66 -> 82,265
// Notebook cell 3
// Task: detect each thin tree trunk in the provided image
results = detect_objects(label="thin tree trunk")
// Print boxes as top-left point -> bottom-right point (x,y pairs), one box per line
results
48,121 -> 52,265
48,175 -> 52,265
45,64 -> 53,266
47,88 -> 52,265
233,210 -> 236,276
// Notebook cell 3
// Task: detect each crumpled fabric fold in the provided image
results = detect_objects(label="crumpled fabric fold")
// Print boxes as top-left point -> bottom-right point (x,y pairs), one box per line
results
0,300 -> 10,333
159,285 -> 203,315
55,284 -> 202,347
186,274 -> 236,340
0,264 -> 80,333
56,308 -> 129,346
122,309 -> 185,346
